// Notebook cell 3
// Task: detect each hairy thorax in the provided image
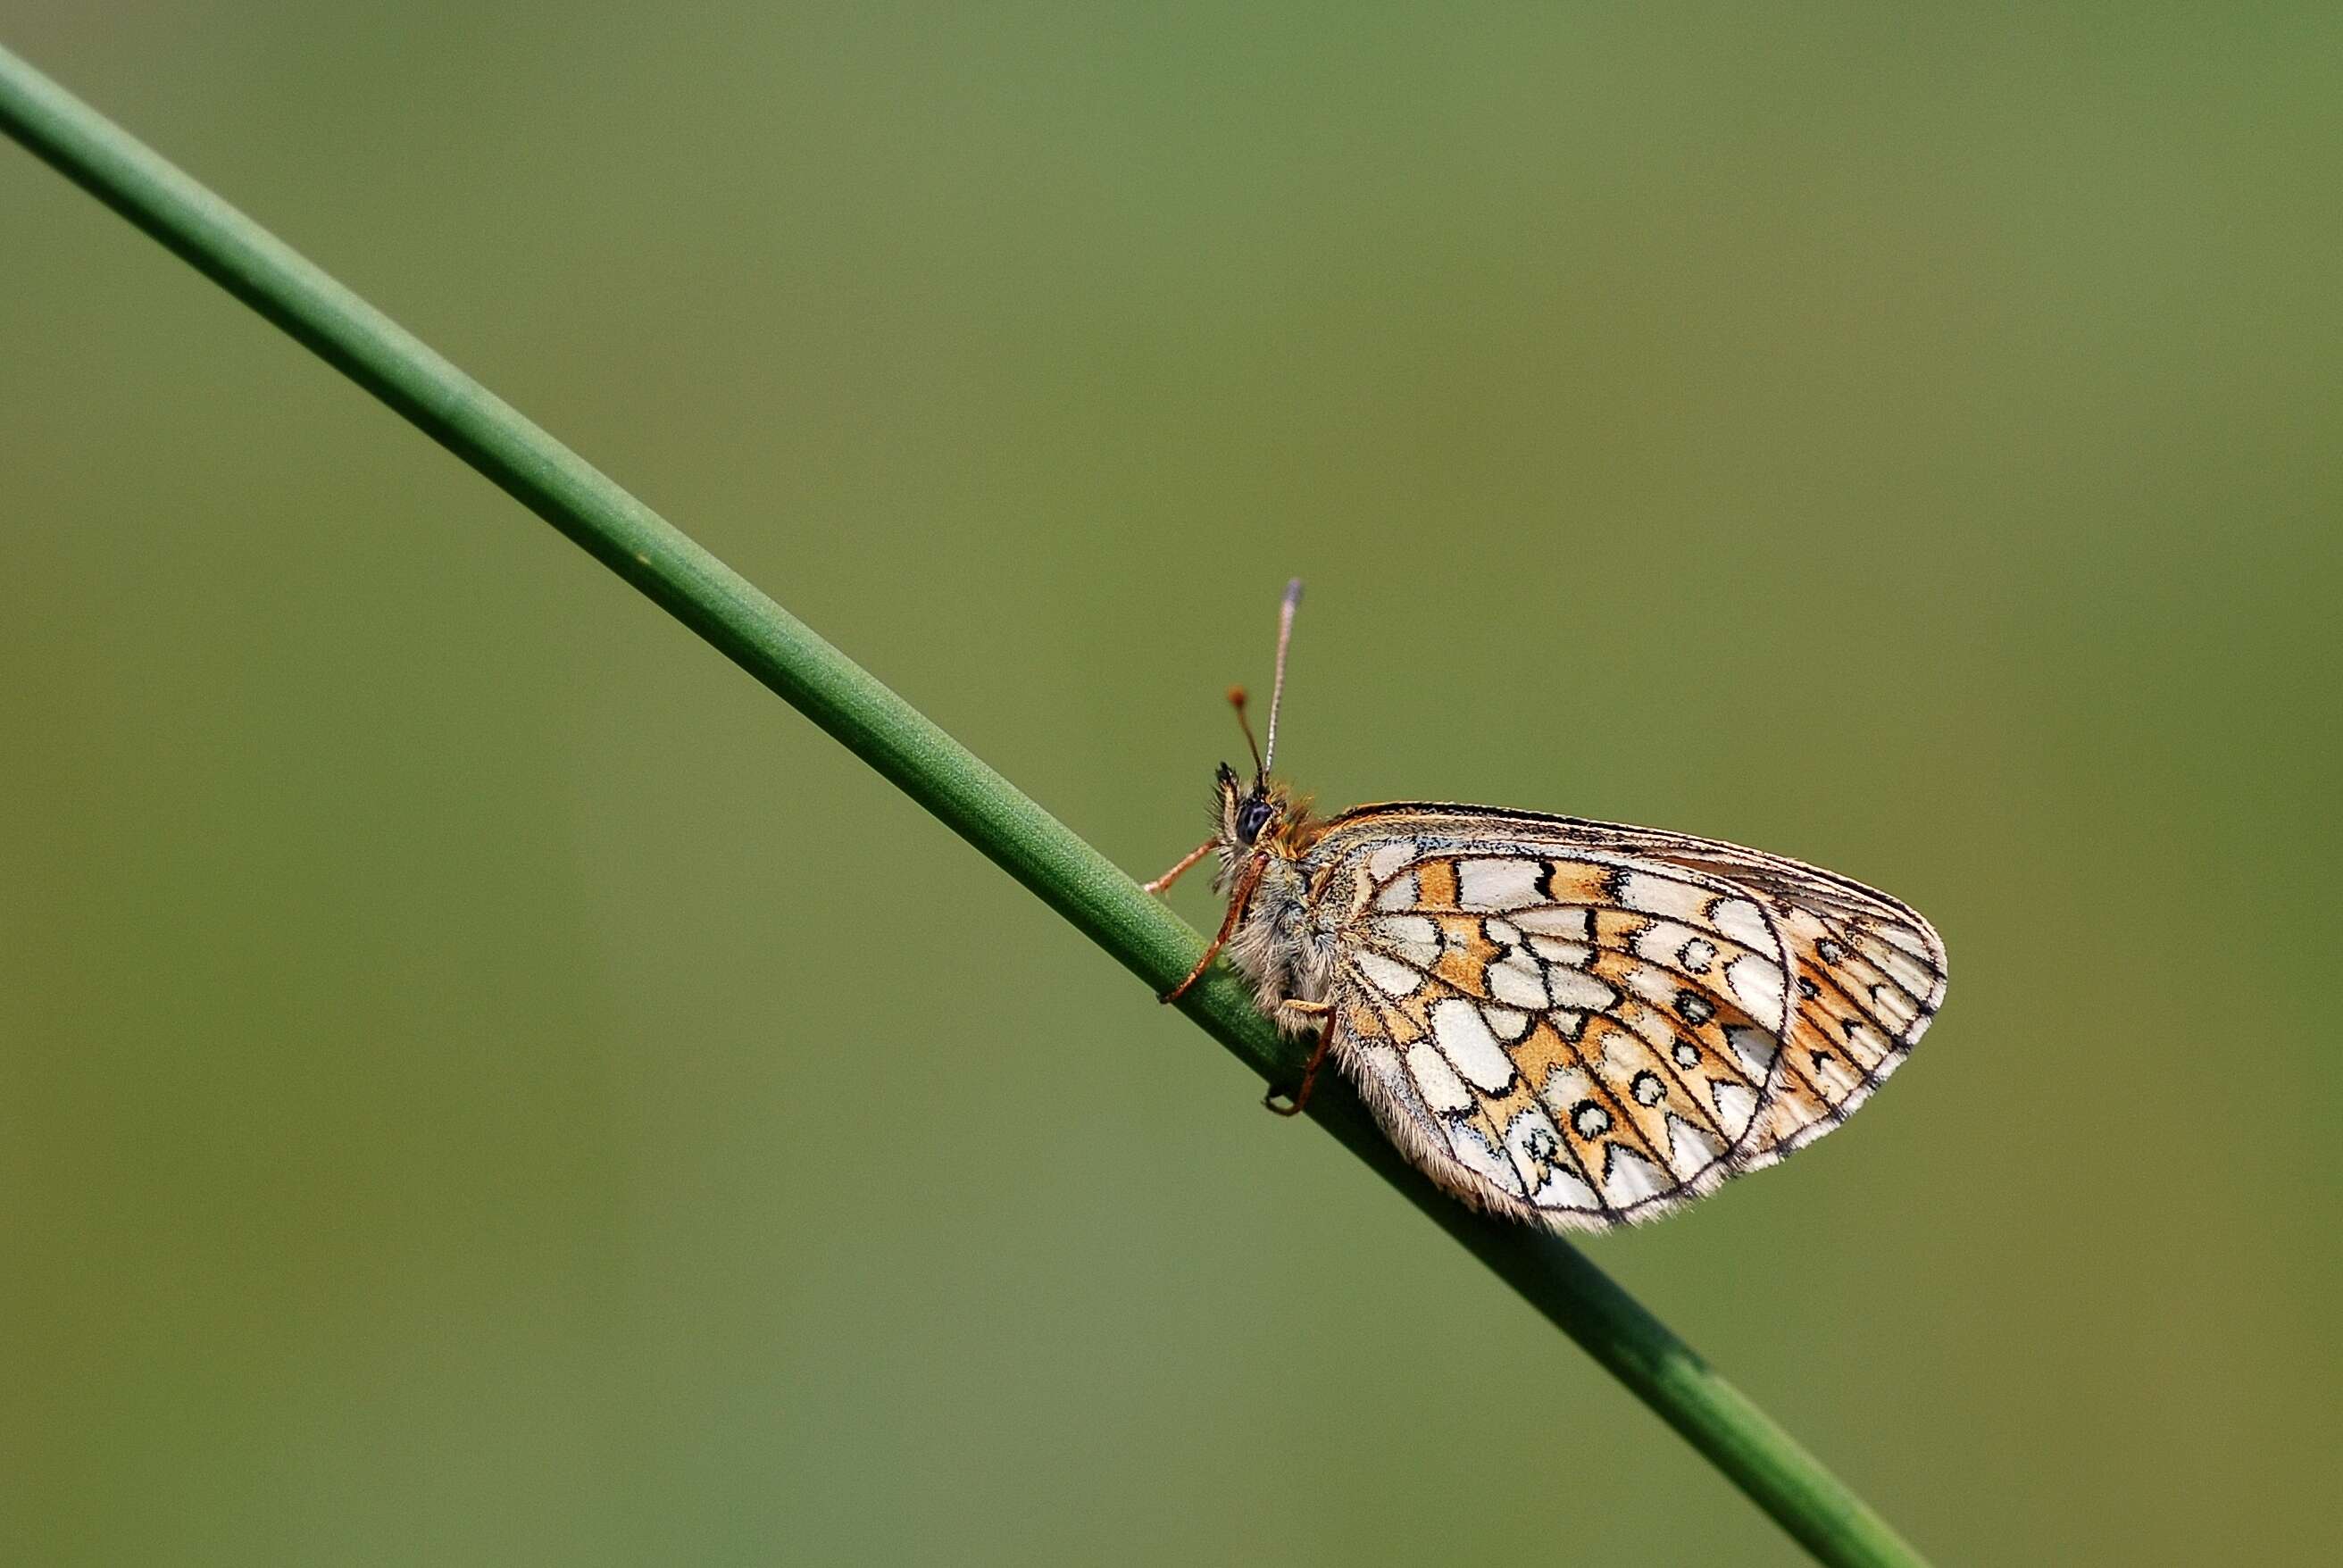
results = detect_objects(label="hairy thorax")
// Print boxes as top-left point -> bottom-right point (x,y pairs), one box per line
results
1217,841 -> 1355,1036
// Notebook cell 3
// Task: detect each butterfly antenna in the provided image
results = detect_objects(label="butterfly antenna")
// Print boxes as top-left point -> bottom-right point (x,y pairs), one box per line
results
1261,578 -> 1302,778
1226,686 -> 1265,776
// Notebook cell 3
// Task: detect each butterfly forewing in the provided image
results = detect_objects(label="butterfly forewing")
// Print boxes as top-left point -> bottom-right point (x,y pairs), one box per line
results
1306,805 -> 1946,1230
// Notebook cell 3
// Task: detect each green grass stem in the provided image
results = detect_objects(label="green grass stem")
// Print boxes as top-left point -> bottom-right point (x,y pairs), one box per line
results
0,41 -> 1930,1568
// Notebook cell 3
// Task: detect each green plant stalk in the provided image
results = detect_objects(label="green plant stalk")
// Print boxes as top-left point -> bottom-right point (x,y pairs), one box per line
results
0,42 -> 1931,1568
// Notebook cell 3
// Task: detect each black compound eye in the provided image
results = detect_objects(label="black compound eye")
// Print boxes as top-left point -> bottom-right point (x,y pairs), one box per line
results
1235,795 -> 1276,844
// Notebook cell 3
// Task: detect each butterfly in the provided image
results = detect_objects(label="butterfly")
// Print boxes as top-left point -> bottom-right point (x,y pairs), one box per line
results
1146,580 -> 1947,1231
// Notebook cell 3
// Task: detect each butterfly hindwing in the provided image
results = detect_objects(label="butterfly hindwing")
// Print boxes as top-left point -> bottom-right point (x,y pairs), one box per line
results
1305,806 -> 1945,1230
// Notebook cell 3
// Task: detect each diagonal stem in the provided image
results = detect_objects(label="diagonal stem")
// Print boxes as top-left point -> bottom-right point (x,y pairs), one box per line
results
0,41 -> 1930,1568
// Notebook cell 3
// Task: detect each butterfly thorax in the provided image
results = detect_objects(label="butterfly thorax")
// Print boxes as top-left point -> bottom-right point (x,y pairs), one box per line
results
1211,771 -> 1344,1035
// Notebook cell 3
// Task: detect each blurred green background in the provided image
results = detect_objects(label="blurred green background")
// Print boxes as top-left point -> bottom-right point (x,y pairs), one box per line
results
4,5 -> 2338,1564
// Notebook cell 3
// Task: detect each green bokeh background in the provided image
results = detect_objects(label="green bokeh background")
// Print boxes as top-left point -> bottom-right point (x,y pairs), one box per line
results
4,6 -> 2338,1564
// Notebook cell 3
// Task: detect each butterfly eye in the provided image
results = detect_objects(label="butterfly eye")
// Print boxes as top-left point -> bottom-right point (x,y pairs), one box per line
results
1235,795 -> 1276,845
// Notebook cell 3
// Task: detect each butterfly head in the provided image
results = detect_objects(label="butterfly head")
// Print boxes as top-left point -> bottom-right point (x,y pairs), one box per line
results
1215,761 -> 1290,850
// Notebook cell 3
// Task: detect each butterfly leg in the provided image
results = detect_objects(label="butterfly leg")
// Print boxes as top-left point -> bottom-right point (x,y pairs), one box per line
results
1263,1003 -> 1336,1116
1159,856 -> 1264,1004
1143,837 -> 1216,895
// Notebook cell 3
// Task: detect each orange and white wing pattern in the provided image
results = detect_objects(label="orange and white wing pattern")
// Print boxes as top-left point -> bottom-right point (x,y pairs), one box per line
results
1307,806 -> 1946,1230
